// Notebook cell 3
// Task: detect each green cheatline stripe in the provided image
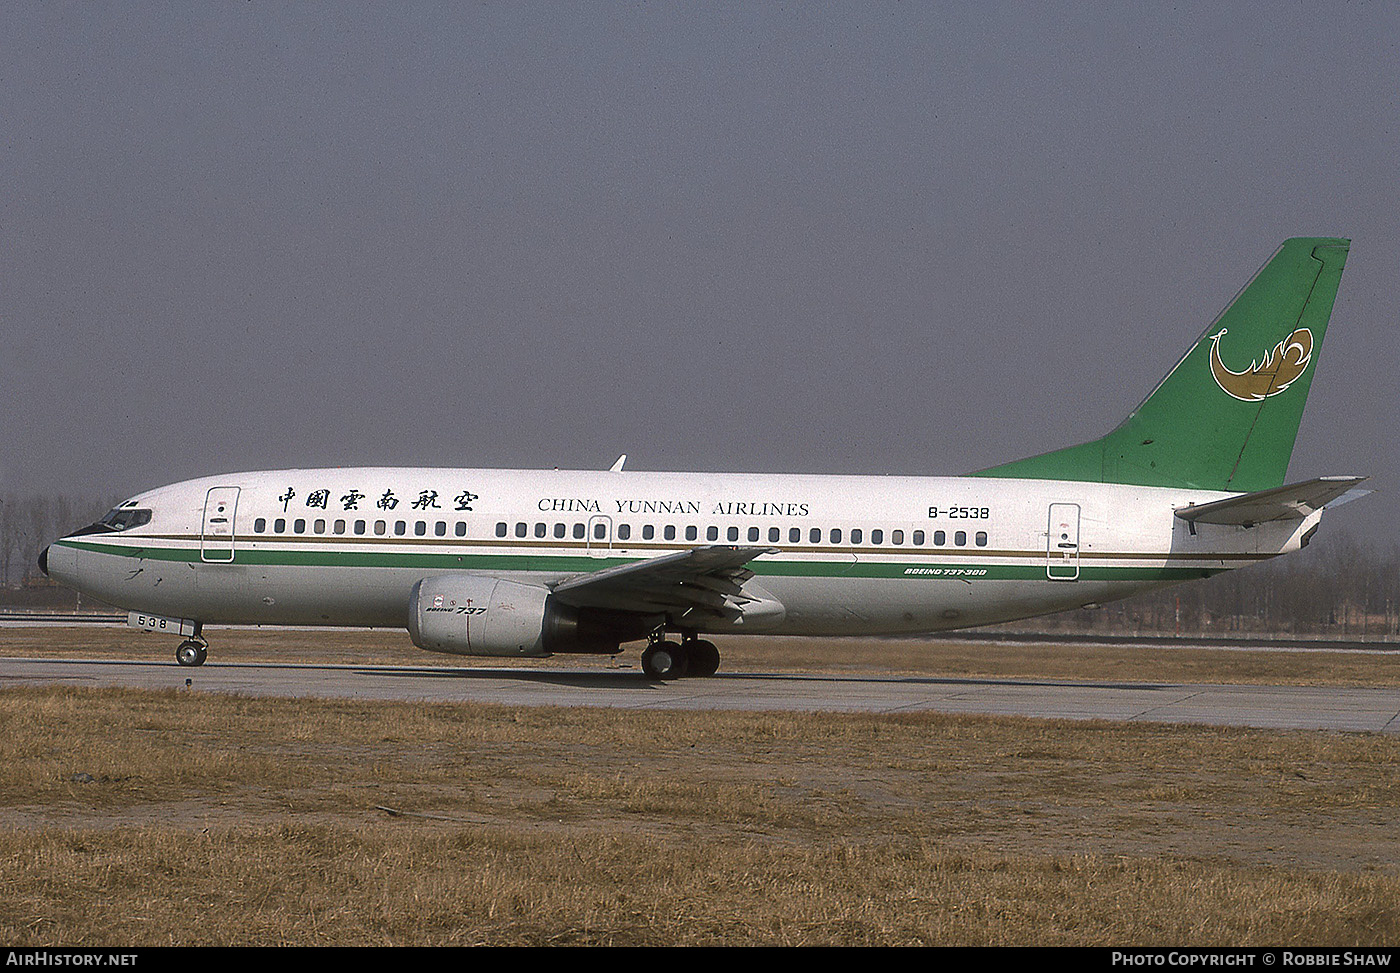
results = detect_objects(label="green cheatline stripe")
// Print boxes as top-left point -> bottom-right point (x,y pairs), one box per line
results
58,538 -> 1230,583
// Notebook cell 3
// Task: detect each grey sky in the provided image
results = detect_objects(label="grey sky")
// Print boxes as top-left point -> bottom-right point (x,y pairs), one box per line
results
4,3 -> 1397,545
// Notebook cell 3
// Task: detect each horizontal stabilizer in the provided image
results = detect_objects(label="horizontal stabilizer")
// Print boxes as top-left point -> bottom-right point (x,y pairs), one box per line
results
1174,475 -> 1367,527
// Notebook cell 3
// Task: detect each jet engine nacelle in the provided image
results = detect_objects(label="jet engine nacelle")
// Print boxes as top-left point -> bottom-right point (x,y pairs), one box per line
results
408,574 -> 645,658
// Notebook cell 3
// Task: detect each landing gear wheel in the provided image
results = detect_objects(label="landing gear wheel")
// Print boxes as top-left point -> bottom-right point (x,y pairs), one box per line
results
641,640 -> 689,680
176,640 -> 208,667
687,639 -> 720,677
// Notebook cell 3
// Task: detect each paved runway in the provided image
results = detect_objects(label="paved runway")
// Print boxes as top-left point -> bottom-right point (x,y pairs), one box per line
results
2,656 -> 1398,733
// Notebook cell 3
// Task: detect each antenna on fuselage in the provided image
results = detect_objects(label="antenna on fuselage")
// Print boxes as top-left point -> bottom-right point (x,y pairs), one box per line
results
609,454 -> 627,473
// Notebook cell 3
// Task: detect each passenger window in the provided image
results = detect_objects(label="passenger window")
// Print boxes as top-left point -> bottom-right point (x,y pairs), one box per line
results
892,530 -> 904,545
686,526 -> 698,541
789,527 -> 801,543
975,531 -> 988,547
955,531 -> 967,546
354,520 -> 366,535
594,522 -> 607,540
934,530 -> 946,546
708,526 -> 719,541
254,518 -> 267,533
334,520 -> 346,535
495,522 -> 508,538
294,519 -> 306,534
851,529 -> 863,544
771,527 -> 782,543
513,522 -> 525,538
314,519 -> 326,534
535,523 -> 547,538
642,525 -> 655,540
374,520 -> 386,536
573,523 -> 586,539
554,523 -> 567,538
396,521 -> 407,536
455,523 -> 467,537
750,527 -> 761,542
617,524 -> 631,541
727,526 -> 739,542
831,528 -> 842,543
665,525 -> 677,541
274,518 -> 286,533
913,530 -> 925,545
810,527 -> 821,543
871,529 -> 883,545
435,522 -> 447,537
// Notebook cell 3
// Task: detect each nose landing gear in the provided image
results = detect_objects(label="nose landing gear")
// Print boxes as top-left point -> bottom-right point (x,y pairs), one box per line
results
175,637 -> 209,667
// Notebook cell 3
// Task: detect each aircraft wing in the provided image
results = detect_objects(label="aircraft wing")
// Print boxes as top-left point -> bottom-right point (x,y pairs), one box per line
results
550,545 -> 781,624
1174,475 -> 1368,527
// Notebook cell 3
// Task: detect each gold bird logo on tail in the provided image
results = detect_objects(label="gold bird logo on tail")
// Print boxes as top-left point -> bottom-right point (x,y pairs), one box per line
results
1207,327 -> 1313,402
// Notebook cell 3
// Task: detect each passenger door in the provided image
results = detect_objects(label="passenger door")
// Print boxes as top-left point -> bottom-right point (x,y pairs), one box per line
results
201,487 -> 241,563
1046,503 -> 1080,580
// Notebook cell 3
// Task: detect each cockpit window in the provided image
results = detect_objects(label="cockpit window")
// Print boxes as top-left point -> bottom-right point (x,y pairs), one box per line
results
98,507 -> 153,531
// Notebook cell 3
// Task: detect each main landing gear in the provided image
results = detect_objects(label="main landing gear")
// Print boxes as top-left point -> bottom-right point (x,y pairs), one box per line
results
175,636 -> 208,667
641,632 -> 721,680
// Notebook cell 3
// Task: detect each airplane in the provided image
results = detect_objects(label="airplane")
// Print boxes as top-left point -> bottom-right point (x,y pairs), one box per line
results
40,237 -> 1364,679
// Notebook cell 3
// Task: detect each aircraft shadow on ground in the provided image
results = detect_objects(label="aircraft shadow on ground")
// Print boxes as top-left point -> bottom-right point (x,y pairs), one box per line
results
0,657 -> 1174,692
349,665 -> 1172,692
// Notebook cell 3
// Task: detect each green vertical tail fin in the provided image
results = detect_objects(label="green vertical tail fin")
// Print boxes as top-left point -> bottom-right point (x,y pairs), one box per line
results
972,237 -> 1350,492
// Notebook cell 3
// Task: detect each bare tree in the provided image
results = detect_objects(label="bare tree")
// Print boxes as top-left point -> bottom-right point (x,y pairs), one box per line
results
0,494 -> 116,591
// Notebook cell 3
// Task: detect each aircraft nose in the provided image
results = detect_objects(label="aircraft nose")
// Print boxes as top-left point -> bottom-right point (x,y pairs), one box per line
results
39,543 -> 78,589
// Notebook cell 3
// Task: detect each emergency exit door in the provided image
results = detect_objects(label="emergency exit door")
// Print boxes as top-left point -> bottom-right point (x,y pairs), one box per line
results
586,515 -> 612,557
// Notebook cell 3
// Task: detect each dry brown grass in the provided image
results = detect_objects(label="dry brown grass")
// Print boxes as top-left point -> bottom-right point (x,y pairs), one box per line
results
8,826 -> 1399,946
2,667 -> 1399,946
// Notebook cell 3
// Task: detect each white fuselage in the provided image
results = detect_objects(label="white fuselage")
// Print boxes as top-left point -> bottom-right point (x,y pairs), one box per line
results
43,466 -> 1314,644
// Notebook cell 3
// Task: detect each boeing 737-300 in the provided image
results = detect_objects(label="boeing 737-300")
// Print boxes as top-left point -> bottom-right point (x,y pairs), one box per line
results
40,237 -> 1364,679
